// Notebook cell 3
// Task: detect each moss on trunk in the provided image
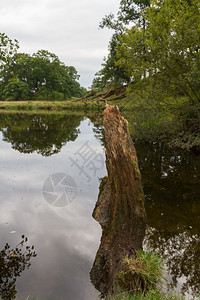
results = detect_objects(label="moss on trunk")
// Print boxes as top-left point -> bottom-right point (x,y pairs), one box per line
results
91,105 -> 147,296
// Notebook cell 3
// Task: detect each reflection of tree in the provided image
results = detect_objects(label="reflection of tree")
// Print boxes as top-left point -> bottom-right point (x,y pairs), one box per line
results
133,141 -> 200,297
89,116 -> 105,147
0,236 -> 37,300
144,228 -> 200,297
134,140 -> 200,233
0,113 -> 82,156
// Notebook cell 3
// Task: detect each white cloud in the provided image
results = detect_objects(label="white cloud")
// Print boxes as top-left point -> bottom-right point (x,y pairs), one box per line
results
0,0 -> 120,88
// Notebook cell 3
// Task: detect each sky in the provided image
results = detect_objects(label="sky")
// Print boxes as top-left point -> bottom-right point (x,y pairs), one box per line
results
0,0 -> 120,88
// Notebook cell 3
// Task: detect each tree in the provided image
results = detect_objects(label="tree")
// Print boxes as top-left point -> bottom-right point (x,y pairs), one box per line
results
93,0 -> 150,89
2,79 -> 32,101
91,106 -> 146,295
99,0 -> 150,32
0,33 -> 19,63
0,49 -> 86,100
92,34 -> 130,90
116,0 -> 200,103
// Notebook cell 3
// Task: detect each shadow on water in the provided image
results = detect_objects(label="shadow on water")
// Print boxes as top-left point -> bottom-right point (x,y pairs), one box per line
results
135,141 -> 200,297
0,113 -> 82,156
0,236 -> 37,300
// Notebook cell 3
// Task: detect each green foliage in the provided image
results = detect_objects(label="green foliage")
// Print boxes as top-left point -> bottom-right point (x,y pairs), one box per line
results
111,88 -> 200,153
99,0 -> 150,32
93,0 -> 150,90
92,34 -> 130,90
96,0 -> 200,151
117,0 -> 200,103
0,33 -> 19,63
116,250 -> 164,294
0,35 -> 86,100
119,84 -> 182,141
2,79 -> 32,101
110,250 -> 186,299
169,102 -> 200,153
104,0 -> 200,152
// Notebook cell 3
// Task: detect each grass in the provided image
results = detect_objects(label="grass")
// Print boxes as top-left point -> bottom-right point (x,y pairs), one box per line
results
1,92 -> 199,153
22,250 -> 190,300
25,298 -> 48,300
108,289 -> 186,300
24,291 -> 186,300
0,99 -> 105,112
0,108 -> 86,116
116,250 -> 164,294
109,94 -> 200,153
109,250 -> 190,300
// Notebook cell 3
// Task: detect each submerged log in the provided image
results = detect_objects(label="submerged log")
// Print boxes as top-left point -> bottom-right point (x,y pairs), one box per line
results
90,105 -> 147,295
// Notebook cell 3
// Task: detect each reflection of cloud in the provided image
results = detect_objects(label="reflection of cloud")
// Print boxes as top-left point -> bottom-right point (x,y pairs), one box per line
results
17,234 -> 100,300
0,184 -> 102,299
0,118 -> 105,299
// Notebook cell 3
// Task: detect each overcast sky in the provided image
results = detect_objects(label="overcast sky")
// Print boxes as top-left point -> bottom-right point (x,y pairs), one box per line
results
0,0 -> 120,88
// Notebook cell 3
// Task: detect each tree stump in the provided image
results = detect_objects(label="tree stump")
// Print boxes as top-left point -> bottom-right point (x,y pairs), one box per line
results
90,105 -> 147,295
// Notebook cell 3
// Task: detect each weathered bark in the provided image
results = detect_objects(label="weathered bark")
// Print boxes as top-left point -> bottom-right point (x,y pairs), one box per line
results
90,105 -> 147,295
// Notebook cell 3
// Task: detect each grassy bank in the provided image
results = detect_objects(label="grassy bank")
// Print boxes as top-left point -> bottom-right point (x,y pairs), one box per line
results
1,90 -> 199,154
110,95 -> 200,154
84,90 -> 200,153
0,99 -> 105,112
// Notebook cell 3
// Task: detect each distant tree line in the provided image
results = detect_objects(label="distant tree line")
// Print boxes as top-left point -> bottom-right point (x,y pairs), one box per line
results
0,34 -> 87,101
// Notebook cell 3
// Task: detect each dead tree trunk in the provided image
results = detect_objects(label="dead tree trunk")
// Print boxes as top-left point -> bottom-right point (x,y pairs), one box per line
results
90,105 -> 147,295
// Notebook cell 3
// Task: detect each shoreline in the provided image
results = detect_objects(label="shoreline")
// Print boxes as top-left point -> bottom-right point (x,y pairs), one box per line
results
0,100 -> 105,112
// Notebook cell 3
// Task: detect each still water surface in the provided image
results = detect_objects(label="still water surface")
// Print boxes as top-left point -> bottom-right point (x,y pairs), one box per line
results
0,113 -> 199,299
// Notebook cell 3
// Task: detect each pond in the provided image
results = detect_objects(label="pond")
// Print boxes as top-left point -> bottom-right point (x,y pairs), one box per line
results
0,112 -> 199,300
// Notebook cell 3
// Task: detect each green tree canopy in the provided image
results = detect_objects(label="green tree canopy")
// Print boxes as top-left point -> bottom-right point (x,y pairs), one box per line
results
116,0 -> 200,103
0,35 -> 86,100
2,79 -> 31,101
92,0 -> 150,90
0,33 -> 19,64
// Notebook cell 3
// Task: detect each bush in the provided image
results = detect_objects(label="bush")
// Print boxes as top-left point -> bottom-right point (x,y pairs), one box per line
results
3,79 -> 32,101
48,91 -> 65,101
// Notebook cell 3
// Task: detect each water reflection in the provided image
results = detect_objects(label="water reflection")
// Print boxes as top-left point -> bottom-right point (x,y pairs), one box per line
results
136,141 -> 200,233
144,228 -> 200,297
0,236 -> 37,300
0,113 -> 82,156
135,141 -> 200,297
0,113 -> 105,299
90,116 -> 105,147
0,113 -> 199,298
